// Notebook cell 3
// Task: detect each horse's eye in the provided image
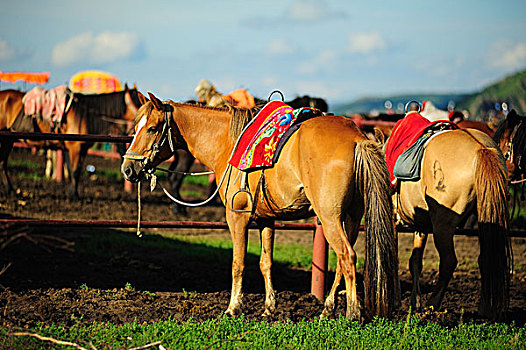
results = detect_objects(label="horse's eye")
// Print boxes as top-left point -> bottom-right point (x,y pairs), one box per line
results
147,126 -> 157,134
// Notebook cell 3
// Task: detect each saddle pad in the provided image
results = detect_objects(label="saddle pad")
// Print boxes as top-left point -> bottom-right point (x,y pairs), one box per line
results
385,112 -> 457,184
229,101 -> 322,172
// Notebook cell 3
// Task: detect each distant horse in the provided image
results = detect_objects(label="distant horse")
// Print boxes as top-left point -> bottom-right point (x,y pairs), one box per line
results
194,79 -> 329,112
493,109 -> 526,184
384,114 -> 511,320
122,93 -> 399,320
0,86 -> 143,198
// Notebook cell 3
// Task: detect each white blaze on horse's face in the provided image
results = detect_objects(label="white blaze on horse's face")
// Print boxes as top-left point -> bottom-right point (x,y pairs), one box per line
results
129,115 -> 147,150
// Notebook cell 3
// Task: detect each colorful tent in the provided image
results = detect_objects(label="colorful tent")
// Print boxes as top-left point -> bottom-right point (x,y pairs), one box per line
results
0,71 -> 49,85
69,70 -> 122,94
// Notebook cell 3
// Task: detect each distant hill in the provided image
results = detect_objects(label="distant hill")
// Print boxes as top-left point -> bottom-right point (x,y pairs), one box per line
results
456,70 -> 526,117
332,69 -> 526,117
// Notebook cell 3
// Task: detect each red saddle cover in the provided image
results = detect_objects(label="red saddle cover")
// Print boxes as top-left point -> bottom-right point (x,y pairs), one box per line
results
385,112 -> 436,184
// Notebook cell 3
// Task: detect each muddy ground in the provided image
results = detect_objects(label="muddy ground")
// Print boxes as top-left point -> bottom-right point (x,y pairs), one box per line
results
0,147 -> 525,329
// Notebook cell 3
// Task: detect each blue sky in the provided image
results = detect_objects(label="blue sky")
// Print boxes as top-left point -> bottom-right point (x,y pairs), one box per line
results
1,0 -> 525,107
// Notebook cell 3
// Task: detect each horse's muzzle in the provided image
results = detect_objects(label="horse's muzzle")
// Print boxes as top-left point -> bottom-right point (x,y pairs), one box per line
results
121,160 -> 145,183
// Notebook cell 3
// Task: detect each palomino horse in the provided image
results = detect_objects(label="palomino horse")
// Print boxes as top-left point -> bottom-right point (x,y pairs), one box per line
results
122,93 -> 399,320
385,116 -> 511,320
0,86 -> 142,198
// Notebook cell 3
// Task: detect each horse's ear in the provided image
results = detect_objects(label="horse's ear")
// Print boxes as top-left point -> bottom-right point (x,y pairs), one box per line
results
124,83 -> 129,91
138,91 -> 149,105
133,83 -> 137,89
148,92 -> 163,110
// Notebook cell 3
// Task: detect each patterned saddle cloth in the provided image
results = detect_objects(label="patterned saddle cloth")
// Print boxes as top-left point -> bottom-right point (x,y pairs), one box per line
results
229,100 -> 322,172
385,112 -> 457,184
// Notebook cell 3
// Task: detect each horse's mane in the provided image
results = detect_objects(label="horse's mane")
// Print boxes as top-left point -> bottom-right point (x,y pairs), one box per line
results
137,101 -> 257,144
72,89 -> 139,119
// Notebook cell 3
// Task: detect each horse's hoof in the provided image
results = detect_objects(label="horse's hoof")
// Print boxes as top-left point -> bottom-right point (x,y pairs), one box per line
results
346,306 -> 361,320
261,308 -> 274,318
225,307 -> 242,317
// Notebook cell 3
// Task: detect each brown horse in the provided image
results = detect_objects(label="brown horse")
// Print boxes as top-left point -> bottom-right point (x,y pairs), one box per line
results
388,127 -> 511,320
494,109 -> 526,184
122,92 -> 399,320
0,86 -> 142,198
457,119 -> 495,137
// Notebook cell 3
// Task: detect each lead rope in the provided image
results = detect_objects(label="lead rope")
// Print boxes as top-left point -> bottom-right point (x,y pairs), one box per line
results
137,181 -> 142,237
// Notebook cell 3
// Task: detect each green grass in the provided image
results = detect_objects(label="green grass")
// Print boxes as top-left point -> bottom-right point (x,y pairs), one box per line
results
2,315 -> 525,350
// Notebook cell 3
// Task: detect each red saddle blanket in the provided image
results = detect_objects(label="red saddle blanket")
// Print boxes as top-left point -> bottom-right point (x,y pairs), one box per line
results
229,100 -> 322,172
385,112 -> 456,184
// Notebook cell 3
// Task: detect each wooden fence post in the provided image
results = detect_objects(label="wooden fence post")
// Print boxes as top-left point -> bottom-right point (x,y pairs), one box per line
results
311,217 -> 328,300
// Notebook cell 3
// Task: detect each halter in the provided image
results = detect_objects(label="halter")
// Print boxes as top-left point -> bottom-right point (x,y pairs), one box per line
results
123,103 -> 175,174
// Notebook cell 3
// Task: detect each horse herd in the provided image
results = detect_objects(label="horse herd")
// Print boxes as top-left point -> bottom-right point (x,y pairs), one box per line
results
1,85 -> 525,322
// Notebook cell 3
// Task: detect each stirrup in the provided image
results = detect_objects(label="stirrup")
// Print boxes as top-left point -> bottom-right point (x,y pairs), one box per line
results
230,172 -> 253,213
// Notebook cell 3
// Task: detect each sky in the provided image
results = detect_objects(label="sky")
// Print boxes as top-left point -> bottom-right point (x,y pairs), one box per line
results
1,0 -> 525,107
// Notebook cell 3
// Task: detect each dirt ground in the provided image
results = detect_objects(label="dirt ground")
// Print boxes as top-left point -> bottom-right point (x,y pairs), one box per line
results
1,148 -> 525,329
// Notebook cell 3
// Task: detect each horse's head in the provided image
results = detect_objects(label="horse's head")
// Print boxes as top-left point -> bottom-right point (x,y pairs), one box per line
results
121,92 -> 183,182
123,85 -> 147,122
494,109 -> 526,182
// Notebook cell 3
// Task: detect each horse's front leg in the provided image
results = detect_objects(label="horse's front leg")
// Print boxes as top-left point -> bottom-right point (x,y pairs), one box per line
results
409,232 -> 428,310
256,218 -> 276,317
225,209 -> 250,316
0,139 -> 14,195
65,141 -> 89,200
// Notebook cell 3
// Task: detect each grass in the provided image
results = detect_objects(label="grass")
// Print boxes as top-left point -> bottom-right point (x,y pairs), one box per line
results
2,315 -> 525,349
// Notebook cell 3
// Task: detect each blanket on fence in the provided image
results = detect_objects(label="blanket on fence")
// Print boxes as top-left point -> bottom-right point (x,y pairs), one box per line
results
23,85 -> 68,124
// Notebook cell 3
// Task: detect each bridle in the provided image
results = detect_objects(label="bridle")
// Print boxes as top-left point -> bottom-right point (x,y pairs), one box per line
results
502,119 -> 526,184
123,103 -> 176,175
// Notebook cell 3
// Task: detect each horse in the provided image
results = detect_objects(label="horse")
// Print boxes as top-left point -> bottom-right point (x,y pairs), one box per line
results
121,92 -> 399,320
493,109 -> 526,184
383,114 -> 511,320
0,86 -> 143,198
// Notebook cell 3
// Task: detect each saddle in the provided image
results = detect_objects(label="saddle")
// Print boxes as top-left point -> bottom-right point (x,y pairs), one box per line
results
229,101 -> 322,172
385,112 -> 457,184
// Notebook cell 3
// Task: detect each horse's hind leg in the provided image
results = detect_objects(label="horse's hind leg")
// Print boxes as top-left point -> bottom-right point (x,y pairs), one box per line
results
409,232 -> 428,310
318,216 -> 360,320
256,218 -> 276,317
427,223 -> 457,311
321,214 -> 361,318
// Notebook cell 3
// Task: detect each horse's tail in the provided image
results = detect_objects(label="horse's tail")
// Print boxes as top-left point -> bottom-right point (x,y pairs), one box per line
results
474,147 -> 512,320
354,139 -> 400,318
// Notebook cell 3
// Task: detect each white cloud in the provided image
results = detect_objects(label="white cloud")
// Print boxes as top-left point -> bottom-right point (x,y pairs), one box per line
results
297,50 -> 338,75
51,31 -> 140,66
0,38 -> 18,61
488,40 -> 526,70
348,32 -> 386,54
262,76 -> 278,87
289,1 -> 324,21
267,39 -> 294,56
